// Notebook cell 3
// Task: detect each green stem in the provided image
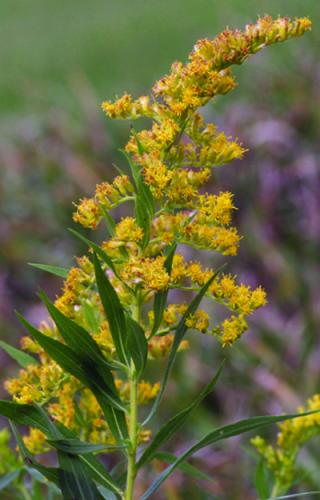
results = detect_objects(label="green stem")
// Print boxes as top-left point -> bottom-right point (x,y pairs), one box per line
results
270,481 -> 285,498
18,484 -> 32,500
125,362 -> 138,500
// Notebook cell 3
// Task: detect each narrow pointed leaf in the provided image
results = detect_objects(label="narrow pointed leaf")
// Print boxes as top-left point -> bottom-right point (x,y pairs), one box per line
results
29,263 -> 69,279
145,273 -> 217,424
121,150 -> 154,248
48,438 -> 124,455
10,422 -> 61,487
48,424 -> 124,496
153,452 -> 213,482
58,452 -> 104,500
255,460 -> 270,500
268,493 -> 320,500
25,467 -> 61,494
16,313 -> 92,384
126,315 -> 147,378
82,301 -> 100,333
0,402 -> 56,436
17,314 -> 128,441
0,470 -> 21,491
39,291 -> 117,386
98,486 -> 118,500
0,340 -> 38,368
69,228 -> 116,274
79,454 -> 123,496
141,412 -> 320,499
100,205 -> 116,236
93,253 -> 129,365
151,243 -> 177,337
138,362 -> 224,468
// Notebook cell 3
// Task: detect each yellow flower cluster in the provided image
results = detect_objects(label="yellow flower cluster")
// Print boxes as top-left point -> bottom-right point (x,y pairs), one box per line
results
4,15 -> 310,458
252,394 -> 320,494
120,256 -> 170,291
148,334 -> 189,359
73,175 -> 134,229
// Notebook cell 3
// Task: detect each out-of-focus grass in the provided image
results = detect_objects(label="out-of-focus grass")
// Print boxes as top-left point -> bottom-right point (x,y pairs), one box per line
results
0,0 -> 318,116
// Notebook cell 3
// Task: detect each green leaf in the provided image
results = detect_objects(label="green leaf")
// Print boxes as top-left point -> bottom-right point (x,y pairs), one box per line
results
122,150 -> 154,248
269,493 -> 320,499
58,452 -> 104,500
69,228 -> 117,274
48,438 -> 124,455
11,415 -> 122,498
141,412 -> 320,499
99,205 -> 116,237
78,454 -> 123,496
9,413 -> 123,497
153,452 -> 213,482
93,253 -> 129,365
29,263 -> 69,279
17,314 -> 128,442
10,422 -> 61,487
130,127 -> 145,155
255,460 -> 269,500
16,313 -> 92,385
138,362 -> 224,469
151,243 -> 177,337
97,486 -> 118,500
48,424 -> 124,496
0,402 -> 56,436
82,301 -> 100,333
39,291 -> 117,385
144,273 -> 217,424
126,315 -> 147,378
25,466 -> 61,494
0,470 -> 21,491
0,340 -> 38,368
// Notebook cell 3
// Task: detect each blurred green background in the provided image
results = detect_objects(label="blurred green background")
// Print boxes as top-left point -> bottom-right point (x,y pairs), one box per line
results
0,0 -> 318,114
1,1 -> 320,498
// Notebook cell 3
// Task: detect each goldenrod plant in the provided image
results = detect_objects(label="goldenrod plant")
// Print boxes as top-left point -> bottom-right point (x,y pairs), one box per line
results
252,394 -> 320,498
0,15 -> 313,499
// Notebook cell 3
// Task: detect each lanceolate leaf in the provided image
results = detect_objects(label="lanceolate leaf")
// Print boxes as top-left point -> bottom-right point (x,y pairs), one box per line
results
144,273 -> 217,424
153,452 -> 213,482
126,315 -> 147,378
0,402 -> 57,436
135,176 -> 154,249
138,362 -> 224,469
69,228 -> 117,274
93,253 -> 129,365
255,459 -> 270,500
58,452 -> 104,500
50,424 -> 124,496
141,412 -> 320,499
0,340 -> 38,368
0,470 -> 21,491
151,243 -> 177,337
79,454 -> 123,496
122,150 -> 154,248
10,422 -> 61,488
16,314 -> 91,384
9,412 -> 123,497
48,438 -> 124,455
16,314 -> 128,442
28,263 -> 69,279
39,291 -> 117,386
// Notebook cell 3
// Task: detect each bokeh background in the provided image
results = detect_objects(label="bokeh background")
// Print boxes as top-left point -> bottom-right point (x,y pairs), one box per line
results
1,0 -> 320,498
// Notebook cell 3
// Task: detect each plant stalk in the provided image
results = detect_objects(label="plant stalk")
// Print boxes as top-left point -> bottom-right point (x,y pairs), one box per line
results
125,361 -> 138,500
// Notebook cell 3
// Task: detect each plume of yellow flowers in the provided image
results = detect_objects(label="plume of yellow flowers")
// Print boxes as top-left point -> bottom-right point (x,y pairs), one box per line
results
252,394 -> 320,496
4,15 -> 311,465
